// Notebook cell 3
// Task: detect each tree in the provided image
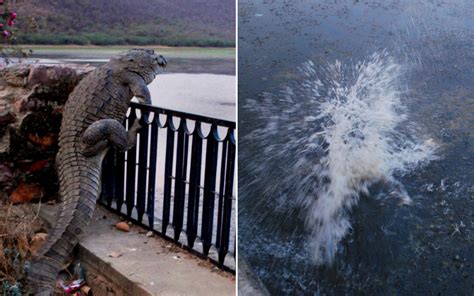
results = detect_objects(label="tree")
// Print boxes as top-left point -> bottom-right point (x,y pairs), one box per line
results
1,0 -> 27,66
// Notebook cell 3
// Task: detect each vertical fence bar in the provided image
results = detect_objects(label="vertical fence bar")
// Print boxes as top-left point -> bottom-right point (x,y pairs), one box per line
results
218,130 -> 236,264
215,140 -> 228,249
115,118 -> 127,211
162,113 -> 175,234
115,150 -> 126,211
186,123 -> 203,248
147,115 -> 159,228
125,108 -> 137,217
109,150 -> 117,206
100,149 -> 115,206
201,124 -> 219,256
136,118 -> 149,223
173,119 -> 189,241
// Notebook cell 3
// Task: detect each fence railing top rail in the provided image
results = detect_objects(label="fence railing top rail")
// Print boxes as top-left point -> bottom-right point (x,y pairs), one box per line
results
130,102 -> 236,128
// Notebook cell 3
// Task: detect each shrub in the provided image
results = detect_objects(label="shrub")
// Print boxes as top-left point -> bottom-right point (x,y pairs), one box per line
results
0,0 -> 28,66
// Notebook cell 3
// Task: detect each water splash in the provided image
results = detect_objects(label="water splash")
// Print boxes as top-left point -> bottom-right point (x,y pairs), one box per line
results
243,52 -> 437,265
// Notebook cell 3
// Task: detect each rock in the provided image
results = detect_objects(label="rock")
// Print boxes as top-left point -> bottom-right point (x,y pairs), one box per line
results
146,231 -> 154,237
29,158 -> 53,172
0,129 -> 10,154
27,66 -> 66,87
9,97 -> 24,114
0,64 -> 92,203
26,65 -> 93,104
115,221 -> 130,232
0,101 -> 15,127
0,65 -> 30,87
21,109 -> 61,144
0,111 -> 15,127
0,163 -> 13,183
108,251 -> 122,258
80,285 -> 92,296
26,65 -> 88,89
52,107 -> 63,114
30,232 -> 48,255
22,97 -> 46,112
27,133 -> 57,149
0,100 -> 8,114
9,182 -> 44,204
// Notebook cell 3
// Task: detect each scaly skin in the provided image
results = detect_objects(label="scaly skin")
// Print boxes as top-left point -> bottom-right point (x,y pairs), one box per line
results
26,49 -> 166,295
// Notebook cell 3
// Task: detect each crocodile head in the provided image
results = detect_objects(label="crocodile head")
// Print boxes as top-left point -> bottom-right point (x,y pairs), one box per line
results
113,48 -> 167,84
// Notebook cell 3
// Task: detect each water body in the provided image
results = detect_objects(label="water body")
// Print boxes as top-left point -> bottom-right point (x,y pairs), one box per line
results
26,46 -> 236,75
24,47 -> 236,119
239,1 -> 474,294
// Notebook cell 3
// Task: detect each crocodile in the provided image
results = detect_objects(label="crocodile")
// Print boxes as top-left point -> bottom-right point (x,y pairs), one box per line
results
26,49 -> 167,295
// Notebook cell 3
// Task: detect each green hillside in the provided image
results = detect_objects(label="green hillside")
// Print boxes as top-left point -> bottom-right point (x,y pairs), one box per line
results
14,0 -> 235,47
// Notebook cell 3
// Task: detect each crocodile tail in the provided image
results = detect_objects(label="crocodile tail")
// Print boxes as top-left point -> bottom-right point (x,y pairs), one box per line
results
26,151 -> 101,294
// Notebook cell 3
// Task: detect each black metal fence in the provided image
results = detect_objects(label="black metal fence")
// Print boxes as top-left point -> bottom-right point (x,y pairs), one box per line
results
100,102 -> 236,271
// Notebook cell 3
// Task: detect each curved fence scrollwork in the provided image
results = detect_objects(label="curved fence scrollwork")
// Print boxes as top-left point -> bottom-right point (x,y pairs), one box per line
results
100,102 -> 236,271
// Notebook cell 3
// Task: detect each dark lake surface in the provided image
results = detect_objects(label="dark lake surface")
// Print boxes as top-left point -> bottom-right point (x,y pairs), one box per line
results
238,1 -> 474,295
26,47 -> 235,75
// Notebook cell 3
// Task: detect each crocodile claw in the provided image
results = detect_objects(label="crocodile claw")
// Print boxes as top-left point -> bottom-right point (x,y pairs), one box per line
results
140,111 -> 151,125
157,55 -> 167,68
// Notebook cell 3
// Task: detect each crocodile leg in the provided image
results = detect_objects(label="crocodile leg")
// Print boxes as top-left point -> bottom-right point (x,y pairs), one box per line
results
126,74 -> 152,123
128,76 -> 151,105
81,118 -> 142,156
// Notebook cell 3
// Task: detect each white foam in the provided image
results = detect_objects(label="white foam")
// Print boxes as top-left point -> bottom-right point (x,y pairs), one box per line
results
244,51 -> 437,265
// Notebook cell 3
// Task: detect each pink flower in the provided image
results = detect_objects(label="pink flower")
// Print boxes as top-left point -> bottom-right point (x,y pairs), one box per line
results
0,0 -> 4,5
10,12 -> 17,19
2,30 -> 9,38
7,19 -> 14,26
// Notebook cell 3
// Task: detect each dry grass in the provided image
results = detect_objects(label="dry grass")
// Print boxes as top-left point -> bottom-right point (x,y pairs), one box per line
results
0,202 -> 44,293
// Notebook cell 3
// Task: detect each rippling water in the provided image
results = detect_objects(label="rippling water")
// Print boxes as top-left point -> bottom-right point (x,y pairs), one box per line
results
239,1 -> 474,294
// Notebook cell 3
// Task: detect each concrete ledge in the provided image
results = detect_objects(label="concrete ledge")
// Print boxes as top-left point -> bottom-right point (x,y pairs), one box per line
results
77,245 -> 151,296
40,204 -> 235,296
